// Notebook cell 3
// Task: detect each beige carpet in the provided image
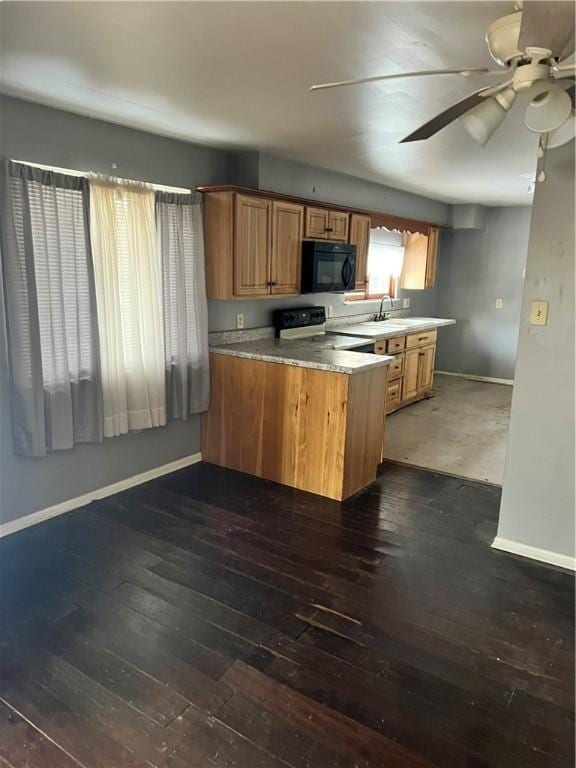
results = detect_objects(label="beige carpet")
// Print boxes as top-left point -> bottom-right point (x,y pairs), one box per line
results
383,374 -> 513,485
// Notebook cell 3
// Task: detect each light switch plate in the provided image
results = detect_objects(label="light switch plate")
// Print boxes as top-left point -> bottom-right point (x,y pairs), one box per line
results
530,301 -> 548,326
495,299 -> 503,309
403,298 -> 411,309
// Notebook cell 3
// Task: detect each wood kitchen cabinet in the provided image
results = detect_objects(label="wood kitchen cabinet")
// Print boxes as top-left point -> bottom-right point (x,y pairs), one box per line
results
402,348 -> 420,401
271,200 -> 304,295
417,344 -> 435,393
234,195 -> 271,296
384,331 -> 437,412
305,207 -> 349,241
400,225 -> 440,290
203,190 -> 304,299
349,213 -> 371,289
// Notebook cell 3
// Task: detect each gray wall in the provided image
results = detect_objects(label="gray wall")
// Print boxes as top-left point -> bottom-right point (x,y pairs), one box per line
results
0,95 -> 231,525
497,140 -> 575,563
435,207 -> 531,380
257,153 -> 450,226
0,95 -> 452,525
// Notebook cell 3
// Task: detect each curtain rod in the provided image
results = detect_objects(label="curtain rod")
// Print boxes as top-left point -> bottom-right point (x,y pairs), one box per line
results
11,159 -> 192,195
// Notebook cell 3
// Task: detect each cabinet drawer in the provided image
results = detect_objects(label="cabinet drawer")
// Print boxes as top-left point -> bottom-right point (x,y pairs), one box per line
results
374,340 -> 386,355
388,353 -> 404,380
386,379 -> 402,409
406,329 -> 437,349
387,336 -> 406,353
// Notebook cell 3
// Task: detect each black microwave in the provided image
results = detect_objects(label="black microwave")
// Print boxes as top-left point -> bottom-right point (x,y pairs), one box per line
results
301,241 -> 356,293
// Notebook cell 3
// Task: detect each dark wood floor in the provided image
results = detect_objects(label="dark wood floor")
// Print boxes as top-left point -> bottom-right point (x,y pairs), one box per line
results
0,461 -> 574,768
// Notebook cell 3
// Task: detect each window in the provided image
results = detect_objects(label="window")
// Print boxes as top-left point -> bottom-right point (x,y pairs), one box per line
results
365,228 -> 405,299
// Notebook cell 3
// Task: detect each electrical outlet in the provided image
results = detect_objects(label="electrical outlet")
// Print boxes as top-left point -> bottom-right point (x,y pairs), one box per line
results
403,298 -> 411,309
236,313 -> 244,329
495,299 -> 503,309
530,301 -> 548,326
327,305 -> 334,318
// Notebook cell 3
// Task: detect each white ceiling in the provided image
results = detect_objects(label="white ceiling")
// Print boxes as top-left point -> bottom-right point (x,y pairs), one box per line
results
0,1 -> 541,205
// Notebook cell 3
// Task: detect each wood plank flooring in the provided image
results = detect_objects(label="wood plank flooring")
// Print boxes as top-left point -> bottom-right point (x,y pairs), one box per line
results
0,461 -> 573,767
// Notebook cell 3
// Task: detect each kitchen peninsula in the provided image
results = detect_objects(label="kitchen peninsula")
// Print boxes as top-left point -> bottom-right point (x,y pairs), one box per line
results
202,342 -> 392,501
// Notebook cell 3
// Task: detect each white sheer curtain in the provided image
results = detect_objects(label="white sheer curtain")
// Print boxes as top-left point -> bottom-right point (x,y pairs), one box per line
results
89,176 -> 166,437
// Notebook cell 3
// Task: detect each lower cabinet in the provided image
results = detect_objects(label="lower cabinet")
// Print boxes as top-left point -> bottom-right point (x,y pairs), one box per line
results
384,332 -> 437,413
417,344 -> 435,392
402,348 -> 420,401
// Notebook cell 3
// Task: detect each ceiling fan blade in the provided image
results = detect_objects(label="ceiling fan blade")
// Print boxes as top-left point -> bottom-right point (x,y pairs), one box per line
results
518,1 -> 575,58
310,68 -> 503,91
400,81 -> 511,143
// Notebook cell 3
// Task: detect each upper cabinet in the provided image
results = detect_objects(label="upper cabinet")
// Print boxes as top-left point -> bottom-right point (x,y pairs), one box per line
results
271,201 -> 304,295
200,185 -> 439,300
349,214 -> 371,290
203,190 -> 304,299
305,207 -> 349,241
234,195 -> 271,296
400,225 -> 440,290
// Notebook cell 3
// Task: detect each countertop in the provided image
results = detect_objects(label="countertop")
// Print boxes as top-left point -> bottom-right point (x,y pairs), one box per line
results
210,336 -> 393,374
328,317 -> 456,341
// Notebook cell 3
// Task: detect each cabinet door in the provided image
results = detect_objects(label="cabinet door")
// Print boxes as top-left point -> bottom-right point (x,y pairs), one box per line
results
400,232 -> 428,290
305,207 -> 330,239
271,201 -> 304,295
425,226 -> 439,288
328,211 -> 350,241
417,344 -> 436,393
402,348 -> 420,401
234,195 -> 271,296
349,214 -> 371,289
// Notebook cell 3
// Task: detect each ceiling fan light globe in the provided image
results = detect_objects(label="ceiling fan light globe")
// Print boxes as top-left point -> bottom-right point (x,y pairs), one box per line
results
461,97 -> 508,146
486,11 -> 522,65
524,86 -> 573,133
546,113 -> 576,148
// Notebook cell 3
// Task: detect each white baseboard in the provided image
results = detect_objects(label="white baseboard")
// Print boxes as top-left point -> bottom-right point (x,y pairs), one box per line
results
0,451 -> 202,539
492,536 -> 576,571
435,371 -> 514,386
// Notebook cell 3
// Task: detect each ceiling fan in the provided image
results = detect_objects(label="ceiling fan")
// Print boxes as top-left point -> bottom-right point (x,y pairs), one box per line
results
310,1 -> 575,147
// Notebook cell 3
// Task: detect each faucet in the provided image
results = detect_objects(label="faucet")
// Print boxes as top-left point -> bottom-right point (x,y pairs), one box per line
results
375,295 -> 392,322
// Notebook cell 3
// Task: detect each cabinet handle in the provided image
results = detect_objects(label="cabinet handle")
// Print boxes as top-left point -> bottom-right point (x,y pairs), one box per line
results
325,227 -> 334,232
418,336 -> 428,341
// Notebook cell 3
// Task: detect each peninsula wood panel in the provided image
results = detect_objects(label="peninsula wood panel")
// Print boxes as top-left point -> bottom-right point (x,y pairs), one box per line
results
270,201 -> 304,295
234,194 -> 271,296
349,213 -> 371,289
343,366 -> 388,498
202,354 -> 386,500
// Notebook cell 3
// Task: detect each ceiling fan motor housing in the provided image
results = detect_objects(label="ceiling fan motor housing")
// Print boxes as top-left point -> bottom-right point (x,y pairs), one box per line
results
486,11 -> 523,65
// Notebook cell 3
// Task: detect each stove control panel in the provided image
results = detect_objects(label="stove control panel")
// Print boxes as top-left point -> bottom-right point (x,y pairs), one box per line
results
273,306 -> 326,335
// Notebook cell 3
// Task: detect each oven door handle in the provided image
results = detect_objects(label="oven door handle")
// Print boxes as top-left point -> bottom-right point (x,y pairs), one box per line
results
341,256 -> 353,289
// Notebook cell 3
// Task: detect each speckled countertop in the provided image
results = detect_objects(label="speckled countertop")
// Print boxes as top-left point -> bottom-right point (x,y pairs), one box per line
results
328,317 -> 456,340
210,336 -> 393,374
